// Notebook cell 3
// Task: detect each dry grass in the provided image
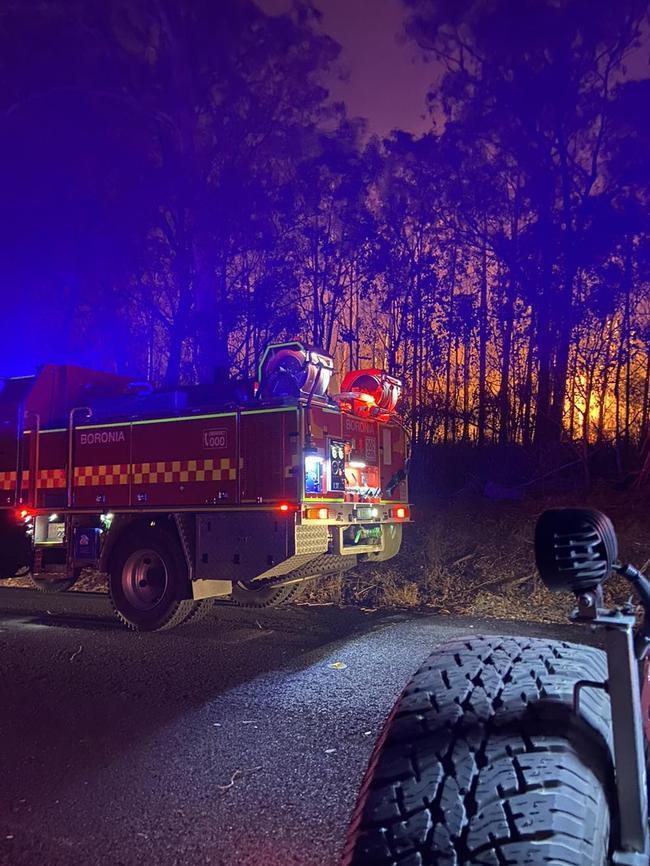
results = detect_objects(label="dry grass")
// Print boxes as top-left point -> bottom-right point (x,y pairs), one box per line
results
307,485 -> 650,624
0,568 -> 106,592
3,487 -> 649,626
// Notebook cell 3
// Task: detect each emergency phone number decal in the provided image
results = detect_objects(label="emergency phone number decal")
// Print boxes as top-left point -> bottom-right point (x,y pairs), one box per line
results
202,429 -> 228,449
364,436 -> 377,462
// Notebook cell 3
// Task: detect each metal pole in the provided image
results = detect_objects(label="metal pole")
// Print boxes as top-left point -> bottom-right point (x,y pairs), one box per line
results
25,411 -> 40,508
67,407 -> 92,509
605,618 -> 649,863
15,401 -> 25,505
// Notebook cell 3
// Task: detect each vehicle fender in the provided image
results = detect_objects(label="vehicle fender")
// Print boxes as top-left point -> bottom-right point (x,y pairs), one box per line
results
99,514 -> 178,573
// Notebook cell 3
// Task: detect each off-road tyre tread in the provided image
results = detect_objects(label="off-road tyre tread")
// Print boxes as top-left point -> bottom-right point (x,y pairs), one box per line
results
344,635 -> 613,866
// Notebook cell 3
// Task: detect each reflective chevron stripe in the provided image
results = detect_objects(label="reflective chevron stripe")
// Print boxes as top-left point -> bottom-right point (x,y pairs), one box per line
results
0,458 -> 237,492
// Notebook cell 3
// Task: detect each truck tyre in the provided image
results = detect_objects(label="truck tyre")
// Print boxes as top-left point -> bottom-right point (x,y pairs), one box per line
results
183,599 -> 216,625
344,636 -> 613,866
229,579 -> 307,608
108,527 -> 194,631
30,568 -> 80,594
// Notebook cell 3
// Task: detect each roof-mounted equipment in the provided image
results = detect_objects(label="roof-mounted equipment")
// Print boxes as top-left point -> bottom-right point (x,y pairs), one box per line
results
257,342 -> 334,401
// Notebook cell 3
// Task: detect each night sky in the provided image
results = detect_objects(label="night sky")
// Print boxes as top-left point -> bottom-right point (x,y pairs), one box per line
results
1,1 -> 647,382
313,0 -> 437,135
0,1 -> 433,379
260,0 -> 437,135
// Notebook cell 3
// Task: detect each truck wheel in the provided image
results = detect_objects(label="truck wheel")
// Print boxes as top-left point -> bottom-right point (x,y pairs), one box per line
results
229,579 -> 307,608
108,527 -> 194,631
30,569 -> 80,594
183,599 -> 216,625
344,636 -> 613,866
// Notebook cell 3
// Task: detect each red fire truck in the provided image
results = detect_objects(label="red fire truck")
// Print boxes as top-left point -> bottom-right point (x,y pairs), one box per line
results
0,342 -> 410,630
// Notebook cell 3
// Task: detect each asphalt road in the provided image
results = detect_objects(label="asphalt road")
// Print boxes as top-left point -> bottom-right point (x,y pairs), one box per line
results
0,587 -> 585,866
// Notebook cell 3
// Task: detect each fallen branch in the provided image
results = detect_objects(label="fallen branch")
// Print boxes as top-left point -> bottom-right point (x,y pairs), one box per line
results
216,766 -> 262,792
217,770 -> 242,791
355,583 -> 378,598
447,552 -> 475,568
466,571 -> 536,595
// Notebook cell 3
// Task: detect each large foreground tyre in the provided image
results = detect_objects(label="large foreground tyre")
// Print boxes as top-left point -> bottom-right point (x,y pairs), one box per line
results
229,579 -> 307,608
344,636 -> 613,866
108,527 -> 194,631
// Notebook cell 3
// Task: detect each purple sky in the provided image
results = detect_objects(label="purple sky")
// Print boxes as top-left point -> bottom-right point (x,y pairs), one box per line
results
259,0 -> 437,136
259,0 -> 649,137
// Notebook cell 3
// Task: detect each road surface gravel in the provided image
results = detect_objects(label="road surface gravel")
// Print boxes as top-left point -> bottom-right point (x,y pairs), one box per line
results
0,587 -> 589,866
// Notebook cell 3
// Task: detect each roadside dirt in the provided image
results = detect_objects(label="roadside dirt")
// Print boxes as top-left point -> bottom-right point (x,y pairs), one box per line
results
305,485 -> 650,624
3,487 -> 648,625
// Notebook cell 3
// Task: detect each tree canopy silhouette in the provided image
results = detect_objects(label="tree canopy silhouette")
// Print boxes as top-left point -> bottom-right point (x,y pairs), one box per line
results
1,0 -> 649,466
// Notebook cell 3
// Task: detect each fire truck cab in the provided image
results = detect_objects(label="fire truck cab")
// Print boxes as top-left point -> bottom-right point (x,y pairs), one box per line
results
0,342 -> 410,630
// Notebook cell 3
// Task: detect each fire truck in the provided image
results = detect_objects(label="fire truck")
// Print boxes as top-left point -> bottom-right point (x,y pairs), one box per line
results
0,342 -> 410,630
